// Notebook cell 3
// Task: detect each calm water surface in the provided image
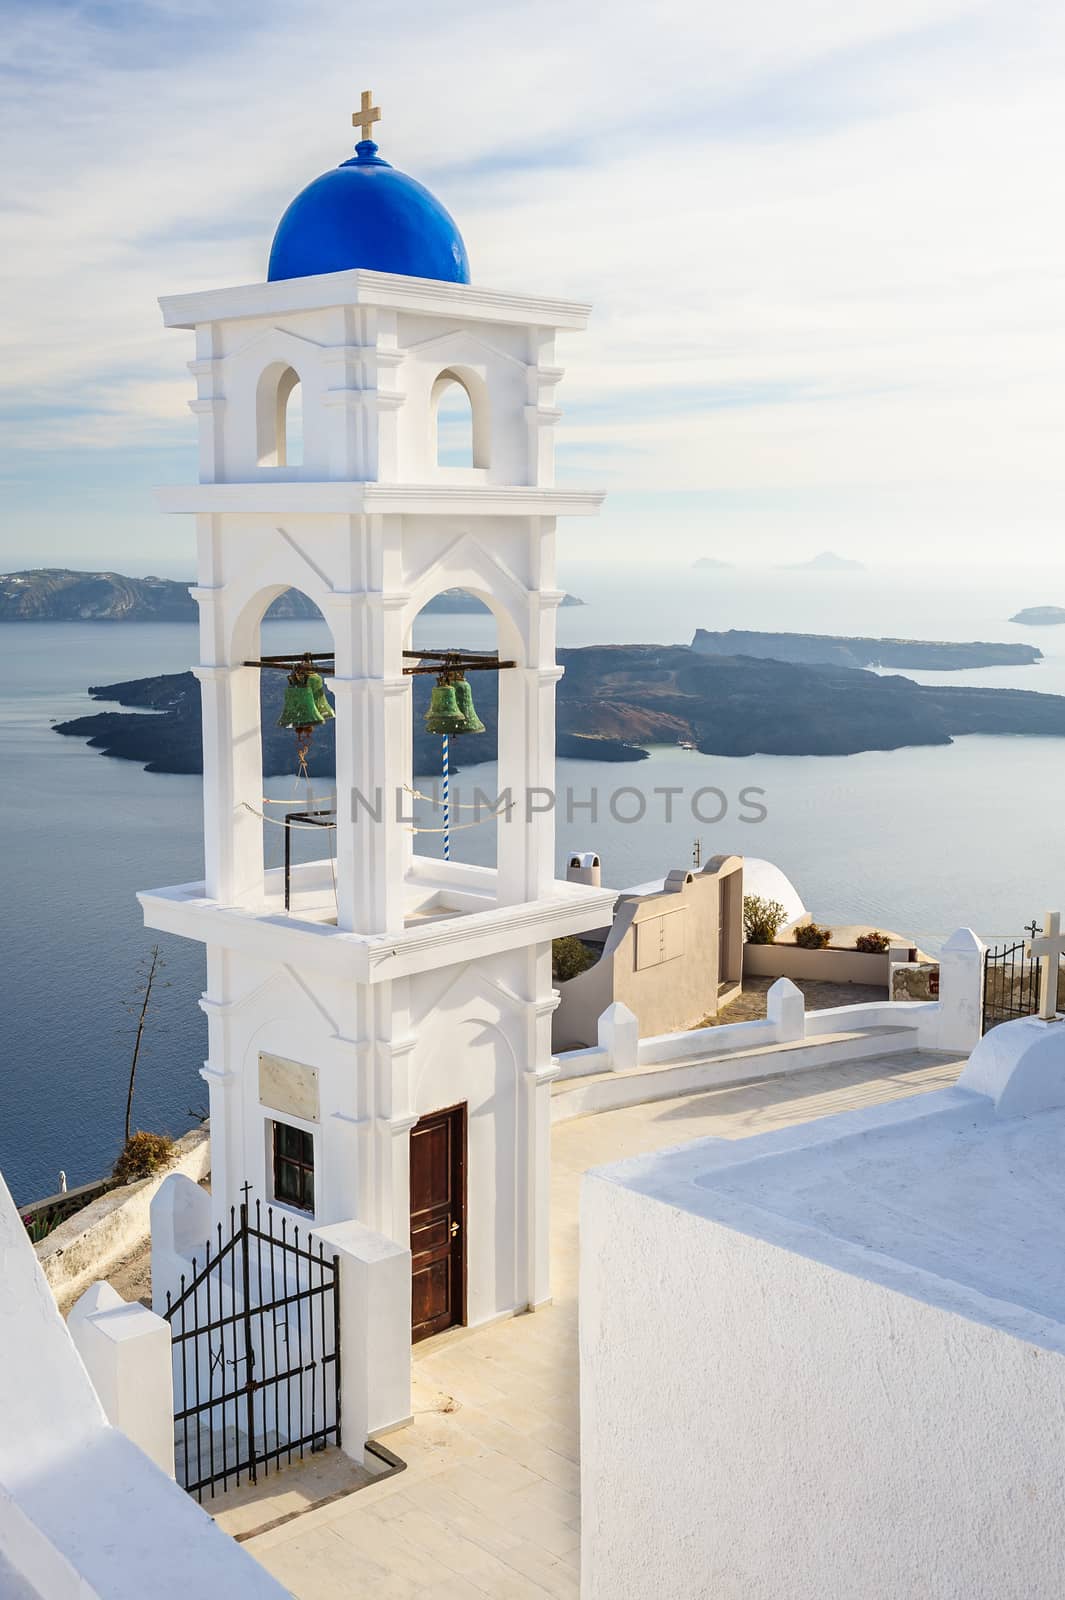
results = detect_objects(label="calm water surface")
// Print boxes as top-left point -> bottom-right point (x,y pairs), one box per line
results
3,566 -> 1064,1202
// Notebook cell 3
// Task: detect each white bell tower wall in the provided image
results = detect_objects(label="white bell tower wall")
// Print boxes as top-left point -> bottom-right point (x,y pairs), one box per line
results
181,273 -> 565,490
143,271 -> 617,1321
162,271 -> 602,936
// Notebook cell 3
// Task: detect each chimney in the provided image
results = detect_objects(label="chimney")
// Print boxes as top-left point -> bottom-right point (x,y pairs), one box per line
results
567,851 -> 601,888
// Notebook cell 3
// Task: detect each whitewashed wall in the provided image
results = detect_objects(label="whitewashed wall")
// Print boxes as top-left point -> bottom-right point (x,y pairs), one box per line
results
188,940 -> 553,1328
581,1166 -> 1065,1600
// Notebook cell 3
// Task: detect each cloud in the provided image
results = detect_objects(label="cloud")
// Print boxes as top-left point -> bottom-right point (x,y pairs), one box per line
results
2,0 -> 1064,564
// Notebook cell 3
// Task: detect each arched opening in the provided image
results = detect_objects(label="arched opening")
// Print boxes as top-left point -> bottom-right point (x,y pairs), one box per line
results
431,368 -> 490,470
282,374 -> 303,466
231,585 -> 338,921
256,364 -> 304,469
405,589 -> 503,885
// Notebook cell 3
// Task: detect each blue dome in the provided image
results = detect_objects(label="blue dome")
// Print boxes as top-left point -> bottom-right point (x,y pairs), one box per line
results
268,141 -> 470,285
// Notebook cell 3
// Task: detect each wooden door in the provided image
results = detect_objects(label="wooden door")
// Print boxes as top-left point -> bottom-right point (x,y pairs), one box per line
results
409,1104 -> 466,1343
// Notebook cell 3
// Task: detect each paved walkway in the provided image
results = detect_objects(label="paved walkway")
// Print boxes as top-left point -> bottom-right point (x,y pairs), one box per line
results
244,1049 -> 964,1598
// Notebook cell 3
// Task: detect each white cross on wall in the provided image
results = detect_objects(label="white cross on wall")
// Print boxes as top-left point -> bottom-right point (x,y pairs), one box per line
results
1026,910 -> 1065,1021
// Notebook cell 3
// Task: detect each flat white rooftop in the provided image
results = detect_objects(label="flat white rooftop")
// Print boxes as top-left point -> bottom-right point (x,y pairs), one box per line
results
698,1091 -> 1065,1325
606,1076 -> 1065,1352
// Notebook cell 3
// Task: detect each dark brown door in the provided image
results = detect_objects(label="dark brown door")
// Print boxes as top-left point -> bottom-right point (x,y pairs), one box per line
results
409,1104 -> 466,1343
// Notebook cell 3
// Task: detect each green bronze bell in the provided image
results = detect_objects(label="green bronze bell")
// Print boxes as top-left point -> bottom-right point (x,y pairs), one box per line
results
425,681 -> 469,734
278,672 -> 324,733
452,675 -> 485,735
308,671 -> 335,724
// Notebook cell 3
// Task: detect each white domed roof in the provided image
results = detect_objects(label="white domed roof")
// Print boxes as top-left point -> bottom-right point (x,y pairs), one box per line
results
740,858 -> 806,926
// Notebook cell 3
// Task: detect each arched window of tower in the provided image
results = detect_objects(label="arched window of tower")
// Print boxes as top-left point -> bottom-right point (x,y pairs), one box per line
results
430,368 -> 489,470
282,372 -> 303,467
256,363 -> 304,469
407,590 -> 500,874
253,587 -> 338,921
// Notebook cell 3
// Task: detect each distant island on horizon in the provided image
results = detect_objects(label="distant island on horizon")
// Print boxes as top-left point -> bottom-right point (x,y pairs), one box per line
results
689,551 -> 866,573
691,628 -> 1041,671
56,636 -> 1065,776
779,551 -> 866,572
0,569 -> 583,622
1010,606 -> 1065,626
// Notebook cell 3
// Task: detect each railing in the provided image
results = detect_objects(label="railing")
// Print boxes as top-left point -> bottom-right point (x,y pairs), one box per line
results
982,939 -> 1041,1035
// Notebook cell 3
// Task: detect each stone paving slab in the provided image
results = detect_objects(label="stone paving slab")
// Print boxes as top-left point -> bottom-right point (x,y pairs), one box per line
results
245,1048 -> 964,1598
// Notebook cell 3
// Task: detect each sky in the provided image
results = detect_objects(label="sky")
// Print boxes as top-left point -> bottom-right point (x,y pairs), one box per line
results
1,0 -> 1063,575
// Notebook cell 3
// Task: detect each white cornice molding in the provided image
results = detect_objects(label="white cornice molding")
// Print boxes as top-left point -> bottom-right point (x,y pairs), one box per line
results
138,880 -> 618,986
156,483 -> 605,517
160,269 -> 592,333
403,327 -> 528,372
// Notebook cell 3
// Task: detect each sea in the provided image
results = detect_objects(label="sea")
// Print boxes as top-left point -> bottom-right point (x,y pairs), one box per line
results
4,560 -> 1065,1205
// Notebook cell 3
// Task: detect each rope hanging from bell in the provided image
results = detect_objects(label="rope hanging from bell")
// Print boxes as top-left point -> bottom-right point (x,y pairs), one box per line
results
422,667 -> 486,862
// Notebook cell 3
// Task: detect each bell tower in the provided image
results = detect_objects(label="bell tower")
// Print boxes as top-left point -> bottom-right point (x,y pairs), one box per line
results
140,99 -> 616,1332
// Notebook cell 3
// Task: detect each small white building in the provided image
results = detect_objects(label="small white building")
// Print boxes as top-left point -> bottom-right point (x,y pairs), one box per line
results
581,1011 -> 1065,1599
139,103 -> 615,1359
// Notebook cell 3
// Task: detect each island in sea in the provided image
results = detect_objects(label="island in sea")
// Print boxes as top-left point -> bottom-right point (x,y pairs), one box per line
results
0,569 -> 582,621
691,628 -> 1041,670
56,638 -> 1065,776
1010,606 -> 1065,626
778,551 -> 866,572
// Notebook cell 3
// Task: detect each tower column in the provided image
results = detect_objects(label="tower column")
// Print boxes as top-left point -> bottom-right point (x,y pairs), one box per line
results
194,664 -> 263,903
199,954 -> 243,1230
497,664 -> 563,905
512,946 -> 559,1309
329,671 -> 411,934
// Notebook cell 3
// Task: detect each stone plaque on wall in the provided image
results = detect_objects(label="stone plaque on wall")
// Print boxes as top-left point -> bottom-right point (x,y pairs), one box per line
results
258,1053 -> 320,1123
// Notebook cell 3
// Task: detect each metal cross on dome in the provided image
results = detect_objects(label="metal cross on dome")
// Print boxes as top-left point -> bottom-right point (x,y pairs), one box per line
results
1025,910 -> 1065,1021
353,89 -> 381,142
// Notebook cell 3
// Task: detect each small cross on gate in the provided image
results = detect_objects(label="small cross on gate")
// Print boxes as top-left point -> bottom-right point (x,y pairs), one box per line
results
1025,910 -> 1065,1021
353,89 -> 381,143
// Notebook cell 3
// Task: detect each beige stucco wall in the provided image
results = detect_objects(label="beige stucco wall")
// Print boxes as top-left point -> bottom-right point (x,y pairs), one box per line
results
743,944 -> 891,986
553,858 -> 743,1049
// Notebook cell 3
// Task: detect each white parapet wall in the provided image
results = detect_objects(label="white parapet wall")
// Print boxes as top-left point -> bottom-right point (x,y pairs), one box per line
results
36,1125 -> 210,1309
637,974 -> 805,1066
68,1282 -> 176,1478
0,1168 -> 290,1599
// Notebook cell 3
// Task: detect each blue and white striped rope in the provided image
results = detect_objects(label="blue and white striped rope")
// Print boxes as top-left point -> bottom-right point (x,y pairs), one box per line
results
441,734 -> 450,861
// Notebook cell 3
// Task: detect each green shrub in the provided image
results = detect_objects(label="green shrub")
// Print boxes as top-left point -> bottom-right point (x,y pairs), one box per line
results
856,930 -> 891,954
794,921 -> 832,950
552,935 -> 597,984
23,1205 -> 65,1245
743,895 -> 787,945
113,1130 -> 175,1183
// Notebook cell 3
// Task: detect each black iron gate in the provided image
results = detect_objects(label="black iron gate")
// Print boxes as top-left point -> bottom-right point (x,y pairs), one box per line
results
982,937 -> 1041,1035
164,1198 -> 340,1501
